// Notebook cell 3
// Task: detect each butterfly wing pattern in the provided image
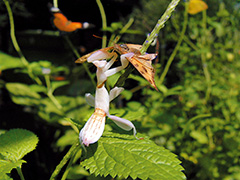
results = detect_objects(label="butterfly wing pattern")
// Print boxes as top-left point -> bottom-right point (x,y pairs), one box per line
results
127,54 -> 158,91
114,44 -> 158,90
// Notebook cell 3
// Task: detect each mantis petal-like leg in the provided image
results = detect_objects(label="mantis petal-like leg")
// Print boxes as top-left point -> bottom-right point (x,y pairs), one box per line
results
102,54 -> 118,72
87,50 -> 113,63
109,87 -> 124,102
107,114 -> 138,139
85,93 -> 95,107
93,60 -> 108,87
104,53 -> 134,77
80,109 -> 106,146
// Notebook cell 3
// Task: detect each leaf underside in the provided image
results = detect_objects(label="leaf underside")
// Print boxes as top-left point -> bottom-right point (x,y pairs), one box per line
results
81,132 -> 186,180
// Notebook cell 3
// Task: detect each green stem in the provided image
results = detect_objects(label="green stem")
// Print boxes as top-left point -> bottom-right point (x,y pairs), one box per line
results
53,0 -> 58,8
114,0 -> 181,87
63,36 -> 96,87
4,0 -> 27,66
96,0 -> 107,48
114,66 -> 134,87
182,113 -> 211,136
201,10 -> 211,102
61,152 -> 75,180
183,35 -> 199,51
47,91 -> 62,109
109,33 -> 117,46
158,1 -> 188,85
44,75 -> 63,109
108,17 -> 135,46
50,140 -> 80,180
16,167 -> 25,180
113,18 -> 135,45
171,16 -> 199,51
141,0 -> 181,54
3,0 -> 42,85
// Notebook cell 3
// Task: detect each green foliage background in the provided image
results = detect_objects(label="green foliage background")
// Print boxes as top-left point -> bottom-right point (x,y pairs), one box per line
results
0,0 -> 240,179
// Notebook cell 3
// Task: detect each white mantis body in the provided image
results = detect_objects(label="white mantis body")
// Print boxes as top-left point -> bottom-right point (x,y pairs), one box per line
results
79,56 -> 137,146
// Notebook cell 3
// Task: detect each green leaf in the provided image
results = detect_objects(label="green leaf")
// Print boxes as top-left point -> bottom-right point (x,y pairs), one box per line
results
0,52 -> 24,71
5,83 -> 41,106
63,118 -> 82,130
81,132 -> 185,180
51,80 -> 69,93
66,165 -> 90,179
120,89 -> 133,100
29,84 -> 47,93
37,96 -> 91,123
129,74 -> 149,86
107,72 -> 121,87
56,130 -> 79,150
0,129 -> 38,161
190,131 -> 208,144
109,108 -> 146,121
0,159 -> 25,177
37,97 -> 64,122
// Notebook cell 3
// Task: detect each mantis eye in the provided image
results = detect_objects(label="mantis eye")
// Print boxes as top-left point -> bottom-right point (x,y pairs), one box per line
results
119,44 -> 129,51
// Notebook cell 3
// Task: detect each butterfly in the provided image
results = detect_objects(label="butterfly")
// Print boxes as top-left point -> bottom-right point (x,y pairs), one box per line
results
188,0 -> 208,15
50,7 -> 91,32
75,44 -> 158,90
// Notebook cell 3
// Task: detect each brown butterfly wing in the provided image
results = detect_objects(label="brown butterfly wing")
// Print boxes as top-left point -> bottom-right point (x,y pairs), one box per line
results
127,53 -> 158,91
114,44 -> 142,55
75,52 -> 93,63
125,44 -> 142,54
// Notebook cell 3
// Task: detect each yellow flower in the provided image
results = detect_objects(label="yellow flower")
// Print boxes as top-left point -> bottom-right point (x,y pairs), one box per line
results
188,0 -> 208,15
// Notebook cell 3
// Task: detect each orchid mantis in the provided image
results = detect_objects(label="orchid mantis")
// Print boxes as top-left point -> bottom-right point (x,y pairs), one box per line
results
75,44 -> 158,90
79,58 -> 137,146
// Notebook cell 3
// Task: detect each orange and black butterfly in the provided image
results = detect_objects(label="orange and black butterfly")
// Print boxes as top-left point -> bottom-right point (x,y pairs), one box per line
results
50,6 -> 94,32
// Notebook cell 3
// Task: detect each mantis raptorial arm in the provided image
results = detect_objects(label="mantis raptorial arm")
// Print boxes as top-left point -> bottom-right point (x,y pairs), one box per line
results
104,53 -> 134,77
87,48 -> 135,79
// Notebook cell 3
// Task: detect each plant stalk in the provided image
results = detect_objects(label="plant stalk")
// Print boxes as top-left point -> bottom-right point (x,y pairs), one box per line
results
158,1 -> 188,85
3,0 -> 42,85
141,0 -> 181,54
50,140 -> 80,180
53,0 -> 58,8
44,75 -> 63,109
96,0 -> 107,48
16,166 -> 25,180
114,0 -> 181,87
63,36 -> 96,87
201,10 -> 211,102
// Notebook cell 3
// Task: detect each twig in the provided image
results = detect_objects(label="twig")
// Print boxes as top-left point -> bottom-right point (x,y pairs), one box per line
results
158,1 -> 188,85
115,0 -> 181,87
50,140 -> 80,180
3,0 -> 42,85
96,0 -> 107,48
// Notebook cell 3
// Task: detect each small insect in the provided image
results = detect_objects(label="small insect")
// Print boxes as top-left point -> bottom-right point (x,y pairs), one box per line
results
75,44 -> 158,90
188,0 -> 208,15
50,7 -> 91,32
